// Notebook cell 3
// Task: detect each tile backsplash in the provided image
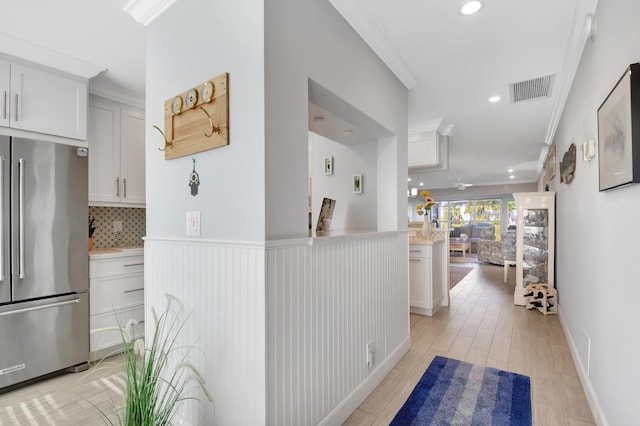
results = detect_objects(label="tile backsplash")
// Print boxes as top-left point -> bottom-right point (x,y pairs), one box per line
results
89,206 -> 146,249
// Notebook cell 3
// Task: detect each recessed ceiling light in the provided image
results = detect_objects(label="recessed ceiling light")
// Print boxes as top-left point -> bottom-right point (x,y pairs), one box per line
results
419,182 -> 424,186
343,129 -> 353,136
407,178 -> 412,182
488,95 -> 501,103
510,175 -> 515,179
459,0 -> 483,15
508,168 -> 514,173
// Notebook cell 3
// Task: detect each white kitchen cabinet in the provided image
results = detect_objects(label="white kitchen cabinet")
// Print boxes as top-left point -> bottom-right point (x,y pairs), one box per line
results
409,240 -> 445,316
0,58 -> 87,140
0,60 -> 9,128
88,95 -> 145,206
89,251 -> 144,360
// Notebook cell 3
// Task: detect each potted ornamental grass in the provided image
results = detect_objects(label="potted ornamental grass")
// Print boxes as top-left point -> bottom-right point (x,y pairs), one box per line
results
92,294 -> 213,425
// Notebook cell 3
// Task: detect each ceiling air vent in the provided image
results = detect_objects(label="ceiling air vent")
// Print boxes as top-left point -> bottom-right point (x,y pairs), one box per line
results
509,74 -> 555,103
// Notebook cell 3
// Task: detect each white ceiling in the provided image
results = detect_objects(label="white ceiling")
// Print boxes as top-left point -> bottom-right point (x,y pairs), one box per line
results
2,0 -> 596,190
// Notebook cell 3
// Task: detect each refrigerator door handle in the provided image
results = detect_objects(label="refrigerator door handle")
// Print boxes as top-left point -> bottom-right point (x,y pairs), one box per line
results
0,156 -> 4,282
18,158 -> 25,279
0,298 -> 81,318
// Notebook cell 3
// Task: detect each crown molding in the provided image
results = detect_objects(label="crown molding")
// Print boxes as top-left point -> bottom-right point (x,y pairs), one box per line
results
329,0 -> 418,90
0,33 -> 105,79
89,84 -> 145,110
123,0 -> 180,26
538,0 -> 599,174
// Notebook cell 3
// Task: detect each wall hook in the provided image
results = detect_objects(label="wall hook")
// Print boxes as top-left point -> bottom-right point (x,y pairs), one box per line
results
199,106 -> 220,137
153,125 -> 173,151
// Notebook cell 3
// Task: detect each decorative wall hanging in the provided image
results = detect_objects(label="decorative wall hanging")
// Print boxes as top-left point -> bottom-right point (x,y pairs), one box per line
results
188,158 -> 200,196
324,156 -> 333,175
545,145 -> 556,181
598,63 -> 640,191
559,143 -> 576,184
160,72 -> 229,160
353,174 -> 362,194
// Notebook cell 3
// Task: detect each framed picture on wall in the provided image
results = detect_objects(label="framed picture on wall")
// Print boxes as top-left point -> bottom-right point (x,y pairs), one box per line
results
546,145 -> 556,181
324,156 -> 333,175
353,174 -> 362,194
598,63 -> 640,191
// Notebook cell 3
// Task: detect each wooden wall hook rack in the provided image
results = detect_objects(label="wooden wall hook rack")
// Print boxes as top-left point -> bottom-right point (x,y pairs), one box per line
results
162,72 -> 229,160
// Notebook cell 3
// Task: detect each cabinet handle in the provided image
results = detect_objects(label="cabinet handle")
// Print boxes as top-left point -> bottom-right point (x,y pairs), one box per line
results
123,178 -> 127,198
18,158 -> 25,279
116,177 -> 120,197
2,91 -> 6,119
409,250 -> 422,253
123,288 -> 144,294
14,94 -> 18,122
137,320 -> 145,325
0,157 -> 4,281
410,258 -> 422,262
123,263 -> 144,267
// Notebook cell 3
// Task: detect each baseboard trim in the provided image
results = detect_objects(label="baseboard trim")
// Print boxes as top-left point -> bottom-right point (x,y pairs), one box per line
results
317,335 -> 411,426
558,305 -> 608,426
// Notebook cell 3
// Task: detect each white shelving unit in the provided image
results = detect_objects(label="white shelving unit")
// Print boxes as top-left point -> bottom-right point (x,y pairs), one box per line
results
513,192 -> 555,306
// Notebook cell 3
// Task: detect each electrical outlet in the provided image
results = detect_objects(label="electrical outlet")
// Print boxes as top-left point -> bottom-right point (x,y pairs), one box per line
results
366,341 -> 375,367
113,220 -> 123,233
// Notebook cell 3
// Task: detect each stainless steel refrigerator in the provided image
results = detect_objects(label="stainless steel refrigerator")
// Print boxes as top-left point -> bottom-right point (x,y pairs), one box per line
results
0,136 -> 89,389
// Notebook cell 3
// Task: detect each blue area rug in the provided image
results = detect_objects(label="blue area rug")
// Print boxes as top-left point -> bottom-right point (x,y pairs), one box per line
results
391,356 -> 531,425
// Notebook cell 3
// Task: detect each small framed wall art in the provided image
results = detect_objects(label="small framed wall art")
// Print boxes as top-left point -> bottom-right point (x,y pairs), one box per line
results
353,174 -> 362,194
597,63 -> 640,191
324,156 -> 333,175
545,145 -> 556,181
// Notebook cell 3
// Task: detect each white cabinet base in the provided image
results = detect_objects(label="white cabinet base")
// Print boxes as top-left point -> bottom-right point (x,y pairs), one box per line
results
409,240 -> 446,316
89,252 -> 144,360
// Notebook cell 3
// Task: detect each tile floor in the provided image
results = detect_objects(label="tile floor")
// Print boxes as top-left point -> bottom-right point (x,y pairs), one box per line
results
344,262 -> 595,425
0,262 -> 594,425
0,358 -> 124,425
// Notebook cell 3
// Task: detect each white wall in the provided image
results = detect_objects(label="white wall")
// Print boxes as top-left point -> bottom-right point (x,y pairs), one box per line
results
550,0 -> 640,424
145,0 -> 266,424
310,132 -> 377,232
146,0 -> 265,242
264,0 -> 408,240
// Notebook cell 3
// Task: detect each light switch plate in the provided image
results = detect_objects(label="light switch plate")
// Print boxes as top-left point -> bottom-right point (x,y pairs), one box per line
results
113,220 -> 123,233
186,211 -> 201,236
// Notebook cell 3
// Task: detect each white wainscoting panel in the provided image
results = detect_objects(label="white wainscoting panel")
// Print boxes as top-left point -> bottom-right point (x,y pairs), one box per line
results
145,232 -> 409,426
266,232 -> 410,425
144,238 -> 266,426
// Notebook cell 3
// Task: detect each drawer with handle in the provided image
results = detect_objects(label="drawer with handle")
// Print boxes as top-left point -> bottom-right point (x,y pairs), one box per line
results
409,245 -> 432,258
90,274 -> 144,314
90,255 -> 144,278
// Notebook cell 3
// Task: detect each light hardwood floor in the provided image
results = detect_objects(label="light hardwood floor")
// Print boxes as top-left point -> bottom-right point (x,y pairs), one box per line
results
344,262 -> 595,426
0,262 -> 594,425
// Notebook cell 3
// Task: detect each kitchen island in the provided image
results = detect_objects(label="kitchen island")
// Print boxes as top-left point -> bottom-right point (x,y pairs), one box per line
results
409,237 -> 449,316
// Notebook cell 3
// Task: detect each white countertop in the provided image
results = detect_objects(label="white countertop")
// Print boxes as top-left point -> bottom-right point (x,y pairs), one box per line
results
89,246 -> 144,259
409,238 -> 444,246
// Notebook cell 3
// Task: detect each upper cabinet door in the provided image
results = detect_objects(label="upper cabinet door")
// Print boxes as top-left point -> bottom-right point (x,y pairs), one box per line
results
119,106 -> 145,205
0,59 -> 9,128
10,63 -> 87,140
88,98 -> 121,204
